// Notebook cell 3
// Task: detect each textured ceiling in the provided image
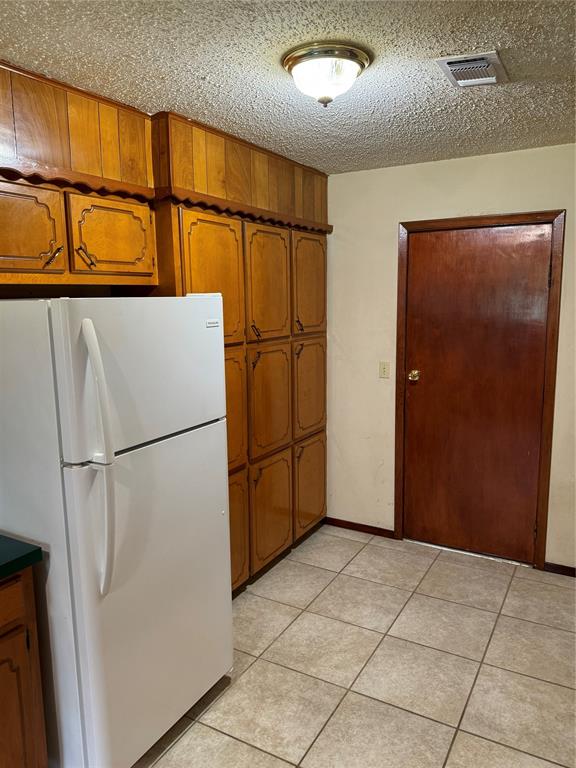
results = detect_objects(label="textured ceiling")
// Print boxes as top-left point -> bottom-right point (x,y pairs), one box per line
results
0,0 -> 574,174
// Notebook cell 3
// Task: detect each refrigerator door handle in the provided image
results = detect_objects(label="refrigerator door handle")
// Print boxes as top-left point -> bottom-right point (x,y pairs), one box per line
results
93,462 -> 116,597
81,318 -> 115,464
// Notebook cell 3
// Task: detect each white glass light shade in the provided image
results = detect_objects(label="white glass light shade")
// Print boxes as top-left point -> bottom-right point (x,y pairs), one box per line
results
290,57 -> 362,104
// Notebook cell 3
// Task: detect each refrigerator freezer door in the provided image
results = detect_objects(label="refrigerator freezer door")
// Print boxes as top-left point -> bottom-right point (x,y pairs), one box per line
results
51,295 -> 226,464
63,420 -> 232,768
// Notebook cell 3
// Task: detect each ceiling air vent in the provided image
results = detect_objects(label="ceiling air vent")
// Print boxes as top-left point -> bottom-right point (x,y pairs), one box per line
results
436,50 -> 508,87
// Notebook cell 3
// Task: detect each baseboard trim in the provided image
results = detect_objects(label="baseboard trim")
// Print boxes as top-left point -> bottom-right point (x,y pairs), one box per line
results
544,562 -> 575,578
324,517 -> 396,539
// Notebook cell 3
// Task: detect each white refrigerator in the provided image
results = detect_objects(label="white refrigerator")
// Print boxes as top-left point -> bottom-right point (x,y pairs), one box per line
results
0,296 -> 233,768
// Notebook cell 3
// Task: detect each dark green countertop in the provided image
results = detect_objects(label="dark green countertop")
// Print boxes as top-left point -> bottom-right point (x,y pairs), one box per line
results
0,534 -> 43,581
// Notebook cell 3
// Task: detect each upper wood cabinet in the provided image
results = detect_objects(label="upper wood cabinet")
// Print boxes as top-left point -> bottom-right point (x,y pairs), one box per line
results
228,469 -> 250,590
248,341 -> 292,460
0,180 -> 67,274
250,448 -> 293,572
292,232 -> 327,336
244,223 -> 291,342
152,112 -> 329,231
67,193 -> 156,276
293,336 -> 327,440
225,346 -> 248,471
0,64 -> 154,195
180,211 -> 245,344
293,431 -> 327,539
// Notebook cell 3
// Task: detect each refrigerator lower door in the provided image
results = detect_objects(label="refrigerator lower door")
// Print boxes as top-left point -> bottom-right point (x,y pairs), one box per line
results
63,420 -> 232,768
51,295 -> 226,464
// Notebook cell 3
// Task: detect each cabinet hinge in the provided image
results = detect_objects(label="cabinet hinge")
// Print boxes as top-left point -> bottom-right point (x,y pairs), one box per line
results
25,627 -> 31,651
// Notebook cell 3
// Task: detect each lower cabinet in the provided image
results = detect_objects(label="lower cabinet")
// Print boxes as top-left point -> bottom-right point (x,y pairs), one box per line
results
228,469 -> 250,590
0,568 -> 47,768
293,432 -> 327,539
250,448 -> 293,572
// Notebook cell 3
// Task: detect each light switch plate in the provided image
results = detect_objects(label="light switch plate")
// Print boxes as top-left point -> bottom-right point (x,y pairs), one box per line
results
379,361 -> 391,379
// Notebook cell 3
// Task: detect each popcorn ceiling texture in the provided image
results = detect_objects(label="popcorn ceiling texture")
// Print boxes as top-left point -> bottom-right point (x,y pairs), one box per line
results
0,0 -> 574,174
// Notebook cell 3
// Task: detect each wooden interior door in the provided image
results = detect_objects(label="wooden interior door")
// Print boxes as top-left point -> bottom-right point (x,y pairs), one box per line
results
398,214 -> 564,564
293,336 -> 327,440
244,223 -> 290,341
248,341 -> 292,460
67,193 -> 156,275
294,431 -> 327,539
228,469 -> 249,590
292,232 -> 327,335
181,211 -> 245,344
250,448 -> 293,571
0,181 -> 67,273
225,346 -> 248,471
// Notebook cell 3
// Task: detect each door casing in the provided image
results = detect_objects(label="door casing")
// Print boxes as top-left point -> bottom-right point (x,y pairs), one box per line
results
394,210 -> 566,568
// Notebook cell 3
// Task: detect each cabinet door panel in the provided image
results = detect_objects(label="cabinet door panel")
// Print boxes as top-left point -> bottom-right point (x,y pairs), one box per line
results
248,342 -> 291,460
118,109 -> 148,187
294,432 -> 326,539
250,449 -> 292,572
293,337 -> 326,440
0,181 -> 67,273
245,223 -> 290,341
181,211 -> 245,344
225,347 -> 247,470
292,232 -> 326,335
68,193 -> 156,275
67,92 -> 102,177
228,469 -> 250,589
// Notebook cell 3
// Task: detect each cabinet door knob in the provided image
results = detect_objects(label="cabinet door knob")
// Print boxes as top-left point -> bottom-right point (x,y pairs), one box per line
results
76,244 -> 96,268
43,245 -> 63,268
296,318 -> 304,332
251,323 -> 262,340
408,370 -> 420,382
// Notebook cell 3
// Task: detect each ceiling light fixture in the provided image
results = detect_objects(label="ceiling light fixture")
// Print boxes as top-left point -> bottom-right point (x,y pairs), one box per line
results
282,41 -> 371,106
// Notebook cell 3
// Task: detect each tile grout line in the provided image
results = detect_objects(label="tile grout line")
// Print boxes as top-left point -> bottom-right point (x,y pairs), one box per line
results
295,542 -> 443,766
440,569 -> 516,768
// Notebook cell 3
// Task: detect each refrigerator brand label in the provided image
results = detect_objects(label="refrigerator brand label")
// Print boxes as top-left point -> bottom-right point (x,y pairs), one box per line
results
205,319 -> 220,328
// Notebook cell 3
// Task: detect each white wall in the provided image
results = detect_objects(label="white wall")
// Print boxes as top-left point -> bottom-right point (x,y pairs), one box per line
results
327,144 -> 575,567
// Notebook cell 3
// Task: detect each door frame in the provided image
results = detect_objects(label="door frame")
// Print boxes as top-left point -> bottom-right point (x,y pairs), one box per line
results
394,210 -> 566,568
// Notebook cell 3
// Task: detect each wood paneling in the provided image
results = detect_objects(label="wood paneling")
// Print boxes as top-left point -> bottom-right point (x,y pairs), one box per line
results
293,336 -> 326,440
245,223 -> 290,341
118,109 -> 148,187
294,432 -> 326,538
226,140 -> 251,205
0,68 -> 16,158
269,156 -> 294,217
68,193 -> 156,276
98,103 -> 121,181
251,151 -> 269,210
250,448 -> 292,572
12,72 -> 70,169
228,469 -> 250,589
192,127 -> 208,193
0,181 -> 67,274
292,232 -> 326,335
225,347 -> 248,471
396,212 -> 566,566
248,341 -> 292,460
170,119 -> 194,191
67,92 -> 102,177
180,210 -> 245,343
206,132 -> 226,198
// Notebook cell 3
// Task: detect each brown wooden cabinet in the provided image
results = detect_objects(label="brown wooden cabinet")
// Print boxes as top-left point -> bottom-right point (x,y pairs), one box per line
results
294,432 -> 327,539
244,223 -> 291,342
67,193 -> 156,276
250,448 -> 293,572
248,341 -> 292,460
0,568 -> 47,768
293,336 -> 327,440
181,211 -> 245,344
225,346 -> 248,471
228,469 -> 250,590
292,232 -> 327,336
0,181 -> 67,274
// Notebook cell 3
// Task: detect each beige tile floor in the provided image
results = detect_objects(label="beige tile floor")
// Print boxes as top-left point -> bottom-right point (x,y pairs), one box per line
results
136,525 -> 576,768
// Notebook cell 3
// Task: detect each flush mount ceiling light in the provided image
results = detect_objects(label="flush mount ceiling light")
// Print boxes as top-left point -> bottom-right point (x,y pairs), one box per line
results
282,41 -> 371,106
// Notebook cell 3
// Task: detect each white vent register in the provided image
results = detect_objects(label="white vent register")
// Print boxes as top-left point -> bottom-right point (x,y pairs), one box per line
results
436,50 -> 508,87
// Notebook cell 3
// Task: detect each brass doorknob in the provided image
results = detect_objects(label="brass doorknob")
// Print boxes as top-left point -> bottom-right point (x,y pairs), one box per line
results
408,370 -> 420,382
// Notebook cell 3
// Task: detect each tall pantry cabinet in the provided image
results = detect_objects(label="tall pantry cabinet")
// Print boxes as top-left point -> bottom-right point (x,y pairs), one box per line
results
151,113 -> 329,589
